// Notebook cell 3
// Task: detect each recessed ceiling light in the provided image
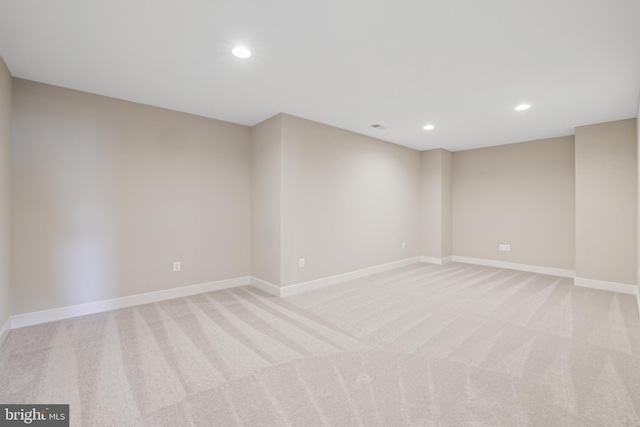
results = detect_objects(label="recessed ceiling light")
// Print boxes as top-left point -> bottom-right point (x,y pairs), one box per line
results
423,124 -> 435,130
515,104 -> 531,111
232,46 -> 251,59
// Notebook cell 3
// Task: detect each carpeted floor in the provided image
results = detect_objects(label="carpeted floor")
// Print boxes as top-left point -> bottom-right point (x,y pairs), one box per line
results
1,262 -> 640,426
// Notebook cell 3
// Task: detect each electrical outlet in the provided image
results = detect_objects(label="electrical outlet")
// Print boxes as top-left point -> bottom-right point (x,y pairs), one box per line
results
402,242 -> 406,249
299,258 -> 305,268
173,261 -> 181,272
499,244 -> 511,252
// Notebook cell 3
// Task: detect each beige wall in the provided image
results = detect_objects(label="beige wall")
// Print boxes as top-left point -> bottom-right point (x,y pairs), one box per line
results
5,76 -> 639,315
452,136 -> 576,270
251,114 -> 282,285
280,114 -> 421,286
576,118 -> 637,285
11,79 -> 251,315
442,151 -> 453,258
419,149 -> 452,259
0,57 -> 11,327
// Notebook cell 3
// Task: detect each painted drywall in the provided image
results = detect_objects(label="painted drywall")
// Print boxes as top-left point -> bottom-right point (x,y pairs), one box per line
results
280,114 -> 421,286
576,118 -> 637,285
11,79 -> 251,315
420,149 -> 453,259
441,151 -> 453,258
0,57 -> 11,327
251,114 -> 282,286
452,136 -> 575,270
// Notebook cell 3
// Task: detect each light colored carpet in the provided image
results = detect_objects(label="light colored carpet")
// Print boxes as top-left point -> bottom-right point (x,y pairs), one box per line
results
1,262 -> 640,426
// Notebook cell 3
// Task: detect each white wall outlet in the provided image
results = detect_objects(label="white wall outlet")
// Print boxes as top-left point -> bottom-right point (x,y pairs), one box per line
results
499,244 -> 511,252
173,261 -> 181,272
299,258 -> 305,268
402,242 -> 406,249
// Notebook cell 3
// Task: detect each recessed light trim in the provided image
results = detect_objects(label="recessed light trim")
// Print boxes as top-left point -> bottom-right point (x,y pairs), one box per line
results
515,104 -> 531,111
423,124 -> 435,130
232,46 -> 251,59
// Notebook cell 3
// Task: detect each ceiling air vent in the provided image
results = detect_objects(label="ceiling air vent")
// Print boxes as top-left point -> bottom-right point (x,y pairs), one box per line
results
371,124 -> 387,130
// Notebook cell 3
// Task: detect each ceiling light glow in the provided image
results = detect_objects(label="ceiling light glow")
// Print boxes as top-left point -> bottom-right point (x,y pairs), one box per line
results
515,104 -> 531,111
423,124 -> 435,130
232,46 -> 251,58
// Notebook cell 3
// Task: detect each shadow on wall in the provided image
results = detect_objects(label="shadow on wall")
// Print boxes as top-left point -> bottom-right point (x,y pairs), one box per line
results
10,79 -> 252,316
12,123 -> 119,314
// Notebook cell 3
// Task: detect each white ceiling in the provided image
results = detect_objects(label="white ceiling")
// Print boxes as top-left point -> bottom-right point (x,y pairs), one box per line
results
1,0 -> 639,151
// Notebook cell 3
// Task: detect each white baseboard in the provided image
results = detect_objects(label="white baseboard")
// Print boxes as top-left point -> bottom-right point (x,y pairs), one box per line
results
276,257 -> 421,297
10,276 -> 250,329
249,276 -> 281,297
575,279 -> 640,319
0,316 -> 11,349
574,277 -> 639,295
420,256 -> 453,265
451,256 -> 575,278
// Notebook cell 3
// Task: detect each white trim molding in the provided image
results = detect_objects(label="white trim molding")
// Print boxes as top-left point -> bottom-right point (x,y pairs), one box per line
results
249,277 -> 281,297
276,257 -> 421,297
420,256 -> 453,265
10,276 -> 250,329
451,256 -> 575,278
0,316 -> 11,349
574,277 -> 639,295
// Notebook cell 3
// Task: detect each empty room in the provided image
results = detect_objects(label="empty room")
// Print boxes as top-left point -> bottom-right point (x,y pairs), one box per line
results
1,0 -> 640,425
